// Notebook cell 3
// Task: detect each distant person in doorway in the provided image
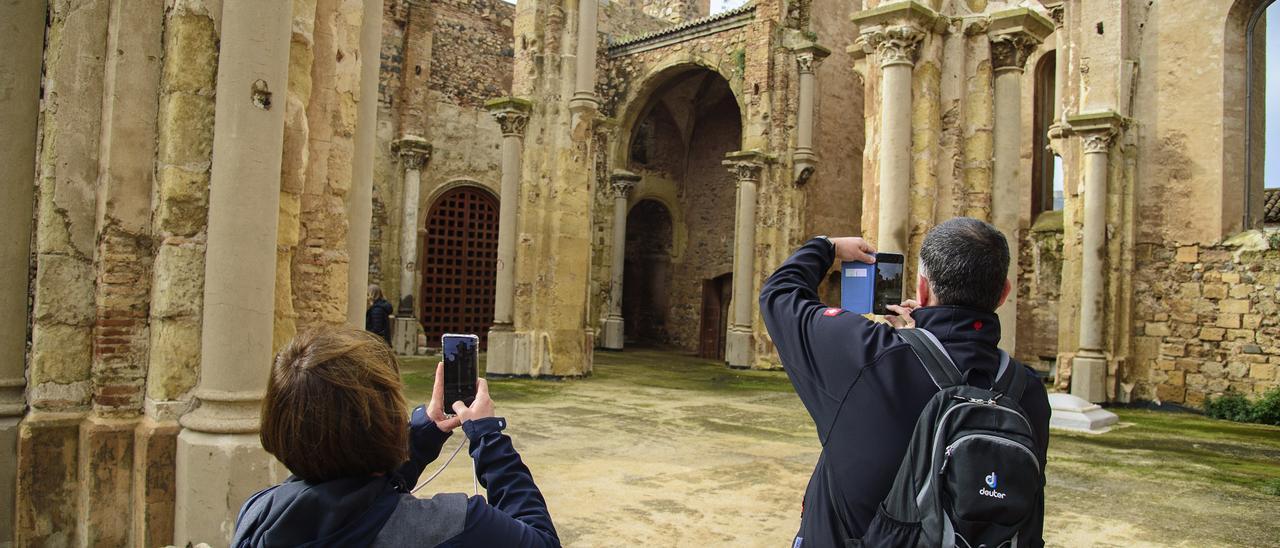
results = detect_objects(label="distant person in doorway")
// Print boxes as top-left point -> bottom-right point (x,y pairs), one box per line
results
367,284 -> 394,344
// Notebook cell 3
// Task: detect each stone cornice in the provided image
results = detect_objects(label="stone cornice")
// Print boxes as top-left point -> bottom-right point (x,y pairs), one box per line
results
606,4 -> 756,58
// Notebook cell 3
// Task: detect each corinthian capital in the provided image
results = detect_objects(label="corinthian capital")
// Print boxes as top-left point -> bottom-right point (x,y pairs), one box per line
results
1066,110 -> 1125,155
990,33 -> 1039,72
609,170 -> 640,198
860,25 -> 926,68
722,150 -> 772,185
1080,132 -> 1115,154
393,136 -> 432,170
485,97 -> 534,137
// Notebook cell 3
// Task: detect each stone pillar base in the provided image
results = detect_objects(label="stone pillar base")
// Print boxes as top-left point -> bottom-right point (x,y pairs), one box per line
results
1071,354 -> 1108,403
0,416 -> 19,545
601,317 -> 624,350
174,430 -> 284,545
77,416 -> 138,547
486,327 -> 531,376
16,412 -> 83,547
725,328 -> 753,369
132,417 -> 180,548
392,317 -> 419,356
1048,393 -> 1119,433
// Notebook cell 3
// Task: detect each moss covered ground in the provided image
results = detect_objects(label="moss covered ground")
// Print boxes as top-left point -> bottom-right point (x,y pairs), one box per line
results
400,350 -> 1280,547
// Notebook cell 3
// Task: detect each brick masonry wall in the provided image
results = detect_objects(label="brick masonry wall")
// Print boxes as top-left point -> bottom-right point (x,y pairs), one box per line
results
1132,232 -> 1280,407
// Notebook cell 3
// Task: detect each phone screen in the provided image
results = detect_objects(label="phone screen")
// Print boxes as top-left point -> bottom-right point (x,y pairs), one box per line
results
442,334 -> 479,411
873,253 -> 905,315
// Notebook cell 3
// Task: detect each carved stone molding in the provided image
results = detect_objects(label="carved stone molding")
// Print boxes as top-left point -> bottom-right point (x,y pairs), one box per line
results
1080,132 -> 1115,154
1048,5 -> 1064,29
990,33 -> 1039,72
861,25 -> 926,67
393,136 -> 432,170
609,170 -> 640,198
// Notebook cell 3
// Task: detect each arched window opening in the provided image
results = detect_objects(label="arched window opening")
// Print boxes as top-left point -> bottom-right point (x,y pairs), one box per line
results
1031,52 -> 1062,218
1265,1 -> 1280,225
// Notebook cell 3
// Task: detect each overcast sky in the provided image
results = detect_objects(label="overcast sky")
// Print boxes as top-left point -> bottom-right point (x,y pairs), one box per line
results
710,0 -> 749,13
1267,2 -> 1279,187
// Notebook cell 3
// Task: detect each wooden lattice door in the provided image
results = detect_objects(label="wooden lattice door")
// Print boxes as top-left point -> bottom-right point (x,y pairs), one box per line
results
419,186 -> 499,348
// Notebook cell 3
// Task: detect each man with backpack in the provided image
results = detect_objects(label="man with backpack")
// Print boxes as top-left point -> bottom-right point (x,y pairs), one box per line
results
760,217 -> 1051,548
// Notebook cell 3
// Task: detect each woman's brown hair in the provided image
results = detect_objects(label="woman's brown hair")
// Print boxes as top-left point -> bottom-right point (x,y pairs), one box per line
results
261,326 -> 408,483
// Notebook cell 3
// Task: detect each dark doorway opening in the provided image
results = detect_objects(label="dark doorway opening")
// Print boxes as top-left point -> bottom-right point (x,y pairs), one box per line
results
623,200 -> 674,345
419,186 -> 499,349
699,273 -> 732,360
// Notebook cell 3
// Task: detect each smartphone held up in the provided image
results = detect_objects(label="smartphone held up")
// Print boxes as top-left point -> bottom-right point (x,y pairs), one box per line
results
442,333 -> 480,413
840,252 -> 905,316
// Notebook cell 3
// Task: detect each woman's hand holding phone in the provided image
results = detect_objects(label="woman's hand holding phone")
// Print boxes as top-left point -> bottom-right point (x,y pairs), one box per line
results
428,362 -> 463,432
450,378 -> 494,424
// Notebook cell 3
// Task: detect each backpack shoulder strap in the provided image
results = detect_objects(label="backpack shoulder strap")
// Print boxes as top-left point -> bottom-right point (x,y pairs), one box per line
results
898,328 -> 963,389
992,350 -> 1028,402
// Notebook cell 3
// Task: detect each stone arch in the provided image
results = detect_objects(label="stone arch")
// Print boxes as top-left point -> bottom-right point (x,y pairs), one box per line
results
421,178 -> 499,221
628,188 -> 688,261
1225,0 -> 1274,232
611,57 -> 748,169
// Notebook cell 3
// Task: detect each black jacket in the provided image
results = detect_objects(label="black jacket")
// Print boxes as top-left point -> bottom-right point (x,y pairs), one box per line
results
366,298 -> 394,343
760,238 -> 1050,548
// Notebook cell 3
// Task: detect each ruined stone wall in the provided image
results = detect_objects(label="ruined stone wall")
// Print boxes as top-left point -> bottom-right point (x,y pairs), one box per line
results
1131,234 -> 1280,407
1016,214 -> 1062,372
371,0 -> 513,302
636,0 -> 709,23
805,0 -> 864,239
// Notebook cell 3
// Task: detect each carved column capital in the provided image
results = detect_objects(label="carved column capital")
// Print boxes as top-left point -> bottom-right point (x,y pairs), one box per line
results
1048,5 -> 1064,28
1067,110 -> 1126,155
609,170 -> 640,198
860,25 -> 926,68
990,33 -> 1040,72
1079,132 -> 1115,154
485,97 -> 533,137
393,136 -> 432,170
795,44 -> 831,75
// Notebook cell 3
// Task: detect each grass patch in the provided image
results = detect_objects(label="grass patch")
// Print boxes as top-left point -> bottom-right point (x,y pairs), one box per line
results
592,348 -> 794,393
1051,408 -> 1280,496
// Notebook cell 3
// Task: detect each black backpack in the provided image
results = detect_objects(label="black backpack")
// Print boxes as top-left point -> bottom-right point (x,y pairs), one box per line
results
828,327 -> 1043,548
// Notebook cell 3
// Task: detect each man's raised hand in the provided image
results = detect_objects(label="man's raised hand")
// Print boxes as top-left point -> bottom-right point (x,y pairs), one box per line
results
831,237 -> 877,264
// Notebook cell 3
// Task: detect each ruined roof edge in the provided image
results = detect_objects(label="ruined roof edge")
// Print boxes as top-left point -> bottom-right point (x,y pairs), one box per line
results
607,3 -> 757,55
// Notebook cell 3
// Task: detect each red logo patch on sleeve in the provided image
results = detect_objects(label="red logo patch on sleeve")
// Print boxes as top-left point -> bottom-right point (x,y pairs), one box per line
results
823,308 -> 844,317
973,320 -> 984,330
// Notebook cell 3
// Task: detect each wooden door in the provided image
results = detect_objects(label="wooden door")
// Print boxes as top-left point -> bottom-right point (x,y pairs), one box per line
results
419,186 -> 499,348
699,273 -> 731,360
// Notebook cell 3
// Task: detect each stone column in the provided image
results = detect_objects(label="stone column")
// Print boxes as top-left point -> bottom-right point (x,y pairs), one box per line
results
1046,2 -> 1066,126
724,151 -> 769,368
569,0 -> 600,113
0,0 -> 45,540
602,170 -> 640,350
793,45 -> 830,184
391,136 -> 431,355
865,26 -> 924,253
174,0 -> 292,543
485,98 -> 532,375
988,11 -> 1052,354
1068,112 -> 1121,403
347,0 -> 384,327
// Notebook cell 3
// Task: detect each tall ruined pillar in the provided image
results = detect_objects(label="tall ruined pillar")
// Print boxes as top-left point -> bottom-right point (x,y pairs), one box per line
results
173,0 -> 292,542
988,10 -> 1053,354
601,171 -> 640,350
1067,111 -> 1122,404
793,44 -> 830,184
852,3 -> 934,253
485,98 -> 532,375
391,137 -> 431,355
0,0 -> 46,540
724,151 -> 769,368
347,0 -> 384,327
569,0 -> 600,114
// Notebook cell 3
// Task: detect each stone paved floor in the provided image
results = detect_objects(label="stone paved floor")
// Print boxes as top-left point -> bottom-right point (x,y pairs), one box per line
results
400,350 -> 1280,547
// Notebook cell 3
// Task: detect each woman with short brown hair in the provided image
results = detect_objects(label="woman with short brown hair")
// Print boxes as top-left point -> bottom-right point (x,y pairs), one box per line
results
232,326 -> 559,547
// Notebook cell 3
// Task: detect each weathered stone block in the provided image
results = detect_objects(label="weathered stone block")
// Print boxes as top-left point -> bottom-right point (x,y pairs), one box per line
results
1222,272 -> 1241,284
145,318 -> 201,402
1220,299 -> 1251,314
1200,326 -> 1226,341
16,413 -> 82,547
1178,282 -> 1201,299
1156,383 -> 1185,403
1144,322 -> 1171,337
1249,363 -> 1276,380
1228,284 -> 1253,299
1161,342 -> 1186,357
150,243 -> 206,318
32,254 -> 96,325
1202,283 -> 1228,300
1202,360 -> 1226,377
1216,313 -> 1241,329
1175,359 -> 1201,372
1226,329 -> 1255,342
1166,370 -> 1185,386
1243,314 -> 1263,329
1228,362 -> 1250,378
1175,245 -> 1199,263
161,12 -> 218,94
157,92 -> 215,166
155,166 -> 210,237
29,324 -> 92,387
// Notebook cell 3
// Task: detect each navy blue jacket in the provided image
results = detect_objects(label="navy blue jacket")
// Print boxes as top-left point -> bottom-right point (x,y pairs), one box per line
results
760,238 -> 1050,548
366,298 -> 394,343
232,406 -> 558,547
